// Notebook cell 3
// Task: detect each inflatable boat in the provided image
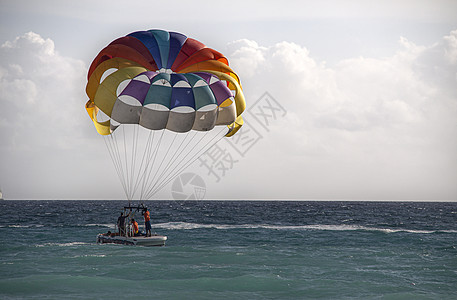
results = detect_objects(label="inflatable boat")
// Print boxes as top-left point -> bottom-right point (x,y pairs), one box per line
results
96,204 -> 167,246
97,233 -> 167,246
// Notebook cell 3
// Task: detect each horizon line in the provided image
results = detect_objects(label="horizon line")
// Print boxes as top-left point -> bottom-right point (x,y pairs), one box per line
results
2,198 -> 457,202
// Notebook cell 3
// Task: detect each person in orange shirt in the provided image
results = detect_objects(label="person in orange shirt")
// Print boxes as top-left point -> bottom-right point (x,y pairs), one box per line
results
143,208 -> 152,237
131,218 -> 141,236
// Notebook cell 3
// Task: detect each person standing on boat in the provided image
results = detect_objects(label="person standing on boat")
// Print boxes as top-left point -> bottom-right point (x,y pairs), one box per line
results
143,208 -> 152,237
117,212 -> 129,236
131,218 -> 141,236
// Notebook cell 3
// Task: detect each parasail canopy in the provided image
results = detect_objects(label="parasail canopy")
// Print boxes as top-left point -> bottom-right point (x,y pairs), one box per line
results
85,29 -> 246,200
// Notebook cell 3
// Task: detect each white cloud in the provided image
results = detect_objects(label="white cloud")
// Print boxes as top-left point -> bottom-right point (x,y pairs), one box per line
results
0,32 -> 88,149
227,40 -> 267,78
443,30 -> 457,64
1,29 -> 456,200
225,30 -> 457,200
0,32 -> 108,199
230,30 -> 456,131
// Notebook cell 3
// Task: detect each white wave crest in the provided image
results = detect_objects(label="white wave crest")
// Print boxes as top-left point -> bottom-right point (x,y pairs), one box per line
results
85,223 -> 115,228
71,254 -> 107,258
152,222 -> 457,234
35,242 -> 89,247
5,224 -> 44,228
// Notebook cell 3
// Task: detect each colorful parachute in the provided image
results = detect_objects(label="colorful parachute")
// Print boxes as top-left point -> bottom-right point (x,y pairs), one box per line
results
85,30 -> 245,200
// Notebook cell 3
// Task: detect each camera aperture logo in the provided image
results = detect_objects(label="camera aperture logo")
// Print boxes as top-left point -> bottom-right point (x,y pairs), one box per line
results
171,173 -> 206,200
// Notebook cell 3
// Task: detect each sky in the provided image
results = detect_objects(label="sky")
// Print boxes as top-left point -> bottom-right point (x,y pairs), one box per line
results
0,0 -> 456,201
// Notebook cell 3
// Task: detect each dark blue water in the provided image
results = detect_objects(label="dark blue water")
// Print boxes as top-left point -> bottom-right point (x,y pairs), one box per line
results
1,200 -> 456,299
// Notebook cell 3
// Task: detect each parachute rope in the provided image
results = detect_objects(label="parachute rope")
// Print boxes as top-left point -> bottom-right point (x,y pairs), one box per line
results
143,131 -> 202,199
146,126 -> 227,198
154,131 -> 199,186
122,126 -> 132,200
141,132 -> 190,197
139,129 -> 165,199
129,124 -> 140,200
104,134 -> 128,200
145,132 -> 179,196
103,124 -> 228,200
114,131 -> 129,200
103,136 -> 123,192
144,132 -> 210,198
138,130 -> 160,200
131,130 -> 153,198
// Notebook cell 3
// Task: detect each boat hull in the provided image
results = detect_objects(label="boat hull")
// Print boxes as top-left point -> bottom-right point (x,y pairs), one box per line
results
97,234 -> 167,246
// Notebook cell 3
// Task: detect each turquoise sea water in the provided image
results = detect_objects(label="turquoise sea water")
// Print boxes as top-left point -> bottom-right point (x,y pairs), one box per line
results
0,200 -> 456,299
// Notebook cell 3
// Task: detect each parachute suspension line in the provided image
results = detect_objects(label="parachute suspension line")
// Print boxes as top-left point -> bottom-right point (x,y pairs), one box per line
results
144,129 -> 204,199
139,130 -> 157,200
103,136 -> 125,194
113,130 -> 130,202
131,129 -> 153,199
140,129 -> 166,200
144,130 -> 213,199
128,124 -> 140,200
155,131 -> 198,182
146,126 -> 227,198
143,132 -> 179,198
104,125 -> 228,200
145,131 -> 197,197
143,131 -> 205,199
147,127 -> 227,198
107,134 -> 125,198
137,130 -> 157,200
127,126 -> 133,200
104,133 -> 129,200
121,125 -> 135,201
119,126 -> 129,200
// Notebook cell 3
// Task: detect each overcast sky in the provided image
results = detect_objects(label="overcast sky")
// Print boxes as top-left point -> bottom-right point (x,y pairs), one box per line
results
0,0 -> 456,200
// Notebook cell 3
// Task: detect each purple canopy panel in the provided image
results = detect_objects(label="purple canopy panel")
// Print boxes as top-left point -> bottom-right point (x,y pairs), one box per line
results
193,72 -> 216,84
209,81 -> 232,106
141,71 -> 159,80
119,80 -> 150,105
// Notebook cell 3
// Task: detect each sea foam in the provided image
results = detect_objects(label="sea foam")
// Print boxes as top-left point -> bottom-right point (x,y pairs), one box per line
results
151,222 -> 457,234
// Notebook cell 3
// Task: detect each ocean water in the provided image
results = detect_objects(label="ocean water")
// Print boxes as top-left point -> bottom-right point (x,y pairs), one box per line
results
0,200 -> 456,299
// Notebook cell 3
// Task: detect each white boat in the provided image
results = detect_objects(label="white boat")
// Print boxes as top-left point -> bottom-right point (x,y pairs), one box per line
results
97,233 -> 167,246
0,188 -> 3,200
96,203 -> 167,246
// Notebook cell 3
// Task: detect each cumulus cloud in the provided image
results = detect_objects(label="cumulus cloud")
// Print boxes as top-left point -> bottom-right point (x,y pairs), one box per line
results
0,32 -> 88,150
226,30 -> 457,200
231,30 -> 457,131
0,32 -> 103,199
1,30 -> 456,200
227,40 -> 267,78
443,30 -> 457,65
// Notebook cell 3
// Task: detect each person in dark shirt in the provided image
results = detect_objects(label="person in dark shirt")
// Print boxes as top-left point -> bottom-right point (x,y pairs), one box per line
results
117,212 -> 129,236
